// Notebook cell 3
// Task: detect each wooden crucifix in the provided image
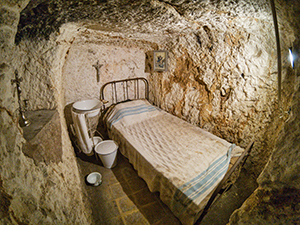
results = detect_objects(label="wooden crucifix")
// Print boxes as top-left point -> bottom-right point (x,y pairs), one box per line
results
92,60 -> 103,82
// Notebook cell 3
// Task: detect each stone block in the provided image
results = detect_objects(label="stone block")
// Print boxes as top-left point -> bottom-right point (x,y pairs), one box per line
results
0,7 -> 19,27
22,110 -> 62,166
0,27 -> 15,47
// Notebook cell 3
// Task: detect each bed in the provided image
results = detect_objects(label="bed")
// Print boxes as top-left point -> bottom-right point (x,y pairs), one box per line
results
100,77 -> 253,225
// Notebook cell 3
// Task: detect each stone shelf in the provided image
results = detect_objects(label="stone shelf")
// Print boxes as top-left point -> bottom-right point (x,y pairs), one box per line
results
23,110 -> 57,141
22,109 -> 62,165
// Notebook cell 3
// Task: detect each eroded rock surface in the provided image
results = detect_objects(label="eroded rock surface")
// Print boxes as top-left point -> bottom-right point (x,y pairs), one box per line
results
1,0 -> 300,224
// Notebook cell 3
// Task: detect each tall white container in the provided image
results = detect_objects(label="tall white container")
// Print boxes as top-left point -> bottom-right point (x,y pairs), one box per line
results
71,99 -> 102,155
95,140 -> 118,168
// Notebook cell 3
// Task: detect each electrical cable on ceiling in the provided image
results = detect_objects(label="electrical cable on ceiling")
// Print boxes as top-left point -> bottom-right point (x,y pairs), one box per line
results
269,0 -> 282,107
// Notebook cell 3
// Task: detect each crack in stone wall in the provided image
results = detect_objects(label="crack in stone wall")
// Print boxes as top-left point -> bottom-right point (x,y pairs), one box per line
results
0,175 -> 13,223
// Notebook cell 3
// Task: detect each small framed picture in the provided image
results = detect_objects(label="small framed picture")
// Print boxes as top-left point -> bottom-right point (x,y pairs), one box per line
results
153,50 -> 168,71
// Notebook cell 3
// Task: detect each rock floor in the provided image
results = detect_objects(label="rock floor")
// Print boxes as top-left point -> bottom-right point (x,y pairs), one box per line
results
75,136 -> 258,225
76,152 -> 181,225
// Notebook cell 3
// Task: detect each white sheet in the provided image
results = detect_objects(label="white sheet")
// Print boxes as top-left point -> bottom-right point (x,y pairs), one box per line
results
105,100 -> 243,224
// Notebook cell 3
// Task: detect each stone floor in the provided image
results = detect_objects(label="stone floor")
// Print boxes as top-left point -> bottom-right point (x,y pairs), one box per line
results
76,148 -> 258,225
76,152 -> 182,225
74,120 -> 258,225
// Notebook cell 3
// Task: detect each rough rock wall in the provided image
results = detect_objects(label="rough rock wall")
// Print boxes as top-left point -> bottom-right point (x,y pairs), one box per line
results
228,0 -> 300,223
229,69 -> 300,225
62,28 -> 155,105
0,1 -> 92,224
148,0 -> 295,177
16,40 -> 57,110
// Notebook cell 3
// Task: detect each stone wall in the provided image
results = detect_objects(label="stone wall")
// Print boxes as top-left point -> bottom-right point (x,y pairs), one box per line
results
2,0 -> 300,224
0,1 -> 92,224
62,32 -> 152,105
229,69 -> 300,224
228,1 -> 300,223
148,6 -> 295,176
16,40 -> 57,110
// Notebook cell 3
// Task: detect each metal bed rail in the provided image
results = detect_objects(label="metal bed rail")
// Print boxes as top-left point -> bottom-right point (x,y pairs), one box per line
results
194,140 -> 255,224
100,77 -> 149,107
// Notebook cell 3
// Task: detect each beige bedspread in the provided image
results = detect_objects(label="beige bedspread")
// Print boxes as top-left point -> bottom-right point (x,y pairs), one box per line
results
105,100 -> 243,224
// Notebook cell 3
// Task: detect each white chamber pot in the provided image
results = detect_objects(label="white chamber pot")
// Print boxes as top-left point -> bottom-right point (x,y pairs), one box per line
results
86,172 -> 102,186
95,140 -> 118,169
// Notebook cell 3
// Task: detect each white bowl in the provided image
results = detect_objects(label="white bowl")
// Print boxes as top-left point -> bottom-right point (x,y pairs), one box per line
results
86,172 -> 102,186
72,99 -> 102,117
73,99 -> 101,111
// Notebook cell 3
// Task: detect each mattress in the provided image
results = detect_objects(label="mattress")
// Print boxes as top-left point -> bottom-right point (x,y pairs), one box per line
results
104,100 -> 244,224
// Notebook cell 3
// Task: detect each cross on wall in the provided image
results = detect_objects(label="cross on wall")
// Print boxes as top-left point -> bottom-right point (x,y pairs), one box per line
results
92,60 -> 103,82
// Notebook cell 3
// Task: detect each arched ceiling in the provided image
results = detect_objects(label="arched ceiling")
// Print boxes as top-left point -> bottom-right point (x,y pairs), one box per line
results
16,0 -> 272,44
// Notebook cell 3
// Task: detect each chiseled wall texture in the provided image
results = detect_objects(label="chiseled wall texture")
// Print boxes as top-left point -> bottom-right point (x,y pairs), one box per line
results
228,1 -> 300,223
229,75 -> 300,224
0,1 -> 92,224
15,40 -> 57,111
147,1 -> 295,178
1,0 -> 300,224
62,37 -> 153,105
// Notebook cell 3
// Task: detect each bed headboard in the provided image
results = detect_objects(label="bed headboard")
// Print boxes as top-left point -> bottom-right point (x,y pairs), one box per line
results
100,77 -> 149,107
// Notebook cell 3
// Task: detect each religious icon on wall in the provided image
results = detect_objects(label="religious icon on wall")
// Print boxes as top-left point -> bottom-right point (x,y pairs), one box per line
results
153,50 -> 168,71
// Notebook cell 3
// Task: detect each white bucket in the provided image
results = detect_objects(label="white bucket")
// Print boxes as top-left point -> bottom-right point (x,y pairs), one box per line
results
95,140 -> 118,168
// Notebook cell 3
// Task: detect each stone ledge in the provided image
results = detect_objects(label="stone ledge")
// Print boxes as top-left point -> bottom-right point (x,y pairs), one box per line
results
23,109 -> 56,141
22,109 -> 62,166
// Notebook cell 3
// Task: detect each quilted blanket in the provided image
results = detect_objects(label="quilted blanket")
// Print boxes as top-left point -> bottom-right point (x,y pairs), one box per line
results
105,100 -> 243,224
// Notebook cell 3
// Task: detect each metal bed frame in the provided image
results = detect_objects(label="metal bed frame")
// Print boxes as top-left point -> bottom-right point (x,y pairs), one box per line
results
100,77 -> 149,108
100,77 -> 254,224
194,140 -> 254,224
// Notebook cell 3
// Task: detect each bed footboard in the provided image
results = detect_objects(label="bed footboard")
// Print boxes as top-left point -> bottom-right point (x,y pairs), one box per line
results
100,77 -> 149,107
194,140 -> 255,224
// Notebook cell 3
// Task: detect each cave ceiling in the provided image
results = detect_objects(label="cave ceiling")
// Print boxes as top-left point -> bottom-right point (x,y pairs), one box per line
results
16,0 -> 273,44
